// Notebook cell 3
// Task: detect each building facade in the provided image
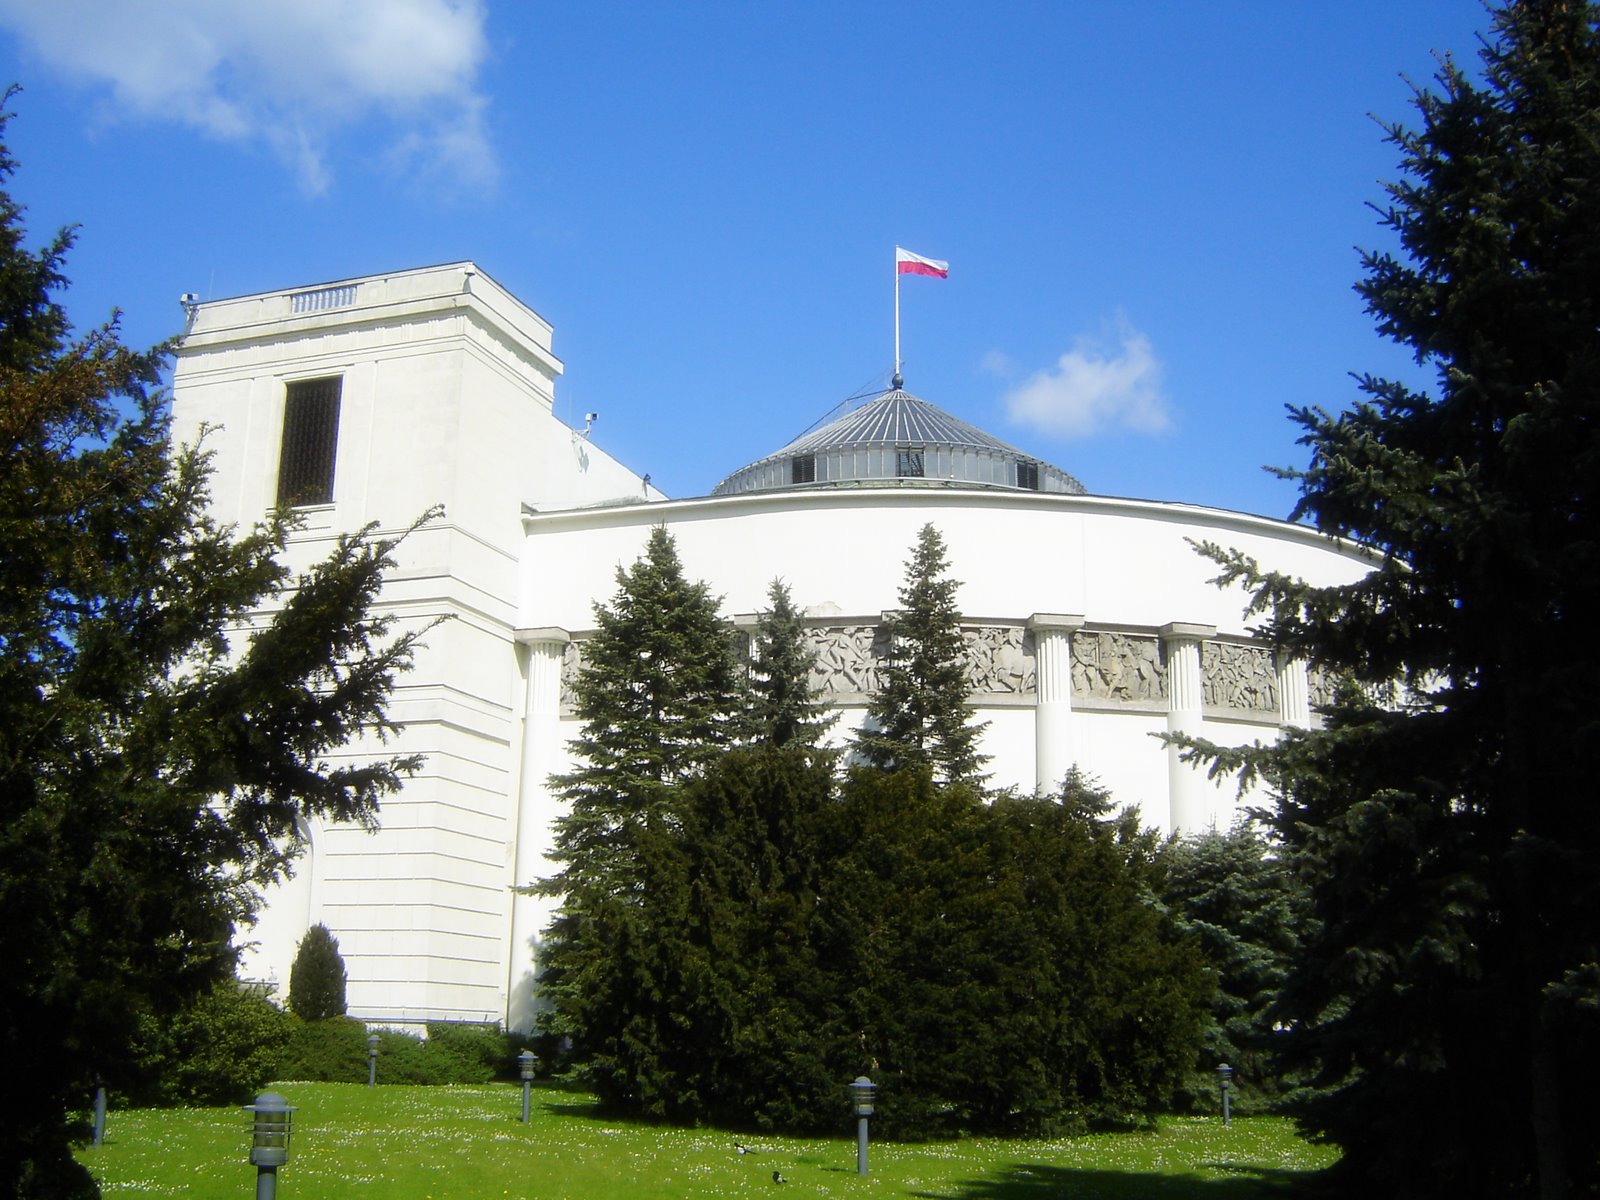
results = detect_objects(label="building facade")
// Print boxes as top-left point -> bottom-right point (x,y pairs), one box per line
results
171,262 -> 1371,1030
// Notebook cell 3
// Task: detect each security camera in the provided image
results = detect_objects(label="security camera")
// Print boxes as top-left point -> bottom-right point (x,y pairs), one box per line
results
584,412 -> 598,424
179,292 -> 199,308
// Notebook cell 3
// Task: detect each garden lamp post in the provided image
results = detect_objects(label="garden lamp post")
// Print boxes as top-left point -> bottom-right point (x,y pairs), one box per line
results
244,1092 -> 295,1200
518,1050 -> 537,1123
367,1034 -> 380,1087
92,1079 -> 106,1147
849,1076 -> 877,1176
1216,1062 -> 1233,1126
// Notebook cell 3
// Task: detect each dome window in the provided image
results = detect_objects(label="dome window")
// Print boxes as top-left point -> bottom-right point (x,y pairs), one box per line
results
896,446 -> 925,478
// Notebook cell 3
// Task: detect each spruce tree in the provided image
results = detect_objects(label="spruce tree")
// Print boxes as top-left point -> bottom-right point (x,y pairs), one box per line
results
1182,5 -> 1600,1193
0,98 -> 424,1199
535,526 -> 750,1105
749,579 -> 833,748
287,924 -> 348,1021
1161,826 -> 1309,1110
855,524 -> 988,783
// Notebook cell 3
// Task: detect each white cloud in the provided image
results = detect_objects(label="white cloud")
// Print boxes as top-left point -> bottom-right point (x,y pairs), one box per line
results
0,0 -> 493,195
1001,315 -> 1174,439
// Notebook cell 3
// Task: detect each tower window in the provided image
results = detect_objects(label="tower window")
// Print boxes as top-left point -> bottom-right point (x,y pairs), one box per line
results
276,376 -> 342,507
1017,460 -> 1040,490
791,455 -> 816,484
896,446 -> 925,478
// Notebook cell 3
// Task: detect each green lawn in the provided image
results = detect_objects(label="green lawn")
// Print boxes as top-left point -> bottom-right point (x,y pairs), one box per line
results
80,1083 -> 1334,1199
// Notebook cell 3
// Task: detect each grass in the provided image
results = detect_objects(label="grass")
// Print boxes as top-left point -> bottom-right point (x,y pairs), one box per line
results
80,1082 -> 1336,1199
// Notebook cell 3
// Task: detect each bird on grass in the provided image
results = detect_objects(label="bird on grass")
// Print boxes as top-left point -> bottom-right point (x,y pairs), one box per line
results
772,1170 -> 788,1184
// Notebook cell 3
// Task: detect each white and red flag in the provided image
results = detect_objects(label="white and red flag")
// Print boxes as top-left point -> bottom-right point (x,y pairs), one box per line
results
895,247 -> 949,278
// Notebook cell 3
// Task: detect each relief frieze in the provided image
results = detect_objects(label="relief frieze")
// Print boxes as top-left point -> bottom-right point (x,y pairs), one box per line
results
961,625 -> 1036,695
1201,641 -> 1279,713
1071,631 -> 1167,704
804,625 -> 889,696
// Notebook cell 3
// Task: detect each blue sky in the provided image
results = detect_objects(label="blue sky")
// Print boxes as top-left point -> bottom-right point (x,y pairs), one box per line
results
1,1 -> 1493,516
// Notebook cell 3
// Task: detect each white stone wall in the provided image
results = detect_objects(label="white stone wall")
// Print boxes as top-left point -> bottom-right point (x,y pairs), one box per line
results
506,488 -> 1374,1011
172,264 -> 656,1027
175,262 -> 1375,1031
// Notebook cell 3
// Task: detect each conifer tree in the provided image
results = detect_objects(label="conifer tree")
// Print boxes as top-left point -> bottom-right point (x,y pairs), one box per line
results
287,924 -> 348,1021
0,98 -> 424,1199
536,526 -> 750,1102
816,766 -> 1210,1137
855,524 -> 988,783
749,579 -> 833,748
1161,826 -> 1308,1109
1183,5 -> 1600,1193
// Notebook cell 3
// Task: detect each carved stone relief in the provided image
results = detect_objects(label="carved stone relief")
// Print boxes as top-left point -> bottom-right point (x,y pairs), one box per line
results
1308,665 -> 1339,710
961,626 -> 1036,694
562,623 -> 1290,715
1201,641 -> 1279,713
560,640 -> 585,713
804,625 -> 889,696
1071,632 -> 1167,703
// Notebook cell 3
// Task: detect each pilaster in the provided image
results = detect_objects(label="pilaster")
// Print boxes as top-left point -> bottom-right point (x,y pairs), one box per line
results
1162,621 -> 1215,833
1028,613 -> 1084,794
505,626 -> 569,1033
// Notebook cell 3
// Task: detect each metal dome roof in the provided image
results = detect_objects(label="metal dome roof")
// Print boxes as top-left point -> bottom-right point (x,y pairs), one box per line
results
712,388 -> 1086,496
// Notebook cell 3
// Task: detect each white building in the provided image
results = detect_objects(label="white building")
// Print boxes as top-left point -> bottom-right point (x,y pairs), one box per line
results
171,262 -> 1371,1031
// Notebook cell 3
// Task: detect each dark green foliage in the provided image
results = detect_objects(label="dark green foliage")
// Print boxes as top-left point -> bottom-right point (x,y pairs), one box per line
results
541,744 -> 837,1126
422,1022 -> 530,1082
277,1015 -> 372,1082
126,979 -> 292,1107
287,923 -> 348,1021
665,745 -> 839,1128
855,525 -> 988,783
748,579 -> 833,748
536,527 -> 753,1105
541,526 -> 748,897
1178,5 -> 1600,1194
0,100 -> 425,1199
819,768 -> 1211,1139
1160,826 -> 1309,1112
275,1019 -> 514,1085
543,743 -> 1211,1138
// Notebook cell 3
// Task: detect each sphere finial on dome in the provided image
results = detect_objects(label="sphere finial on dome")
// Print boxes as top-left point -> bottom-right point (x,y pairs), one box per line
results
891,372 -> 903,390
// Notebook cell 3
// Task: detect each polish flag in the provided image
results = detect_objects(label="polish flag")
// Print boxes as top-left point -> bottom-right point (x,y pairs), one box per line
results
896,247 -> 949,278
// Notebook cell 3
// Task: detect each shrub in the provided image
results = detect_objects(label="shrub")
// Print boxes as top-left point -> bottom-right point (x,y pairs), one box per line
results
287,924 -> 347,1021
127,979 -> 292,1106
424,1023 -> 520,1082
276,1017 -> 521,1085
278,1015 -> 369,1082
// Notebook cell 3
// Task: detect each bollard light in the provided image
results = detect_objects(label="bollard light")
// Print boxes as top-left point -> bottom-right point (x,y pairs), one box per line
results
92,1080 -> 106,1148
849,1076 -> 877,1175
1216,1062 -> 1233,1127
367,1034 -> 380,1087
518,1050 -> 537,1124
244,1092 -> 296,1200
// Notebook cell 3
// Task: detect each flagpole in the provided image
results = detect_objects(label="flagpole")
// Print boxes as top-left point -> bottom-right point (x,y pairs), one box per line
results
893,248 -> 902,388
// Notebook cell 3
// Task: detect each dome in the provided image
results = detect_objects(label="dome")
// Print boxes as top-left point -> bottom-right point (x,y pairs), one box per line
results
712,388 -> 1086,496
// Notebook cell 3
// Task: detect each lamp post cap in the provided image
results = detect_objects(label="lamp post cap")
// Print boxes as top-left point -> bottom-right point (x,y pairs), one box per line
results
246,1091 -> 294,1112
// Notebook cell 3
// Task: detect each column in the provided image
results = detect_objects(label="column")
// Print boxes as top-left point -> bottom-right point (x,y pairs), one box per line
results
1277,654 -> 1310,730
1161,622 -> 1215,834
505,627 -> 569,1034
1028,613 -> 1084,795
